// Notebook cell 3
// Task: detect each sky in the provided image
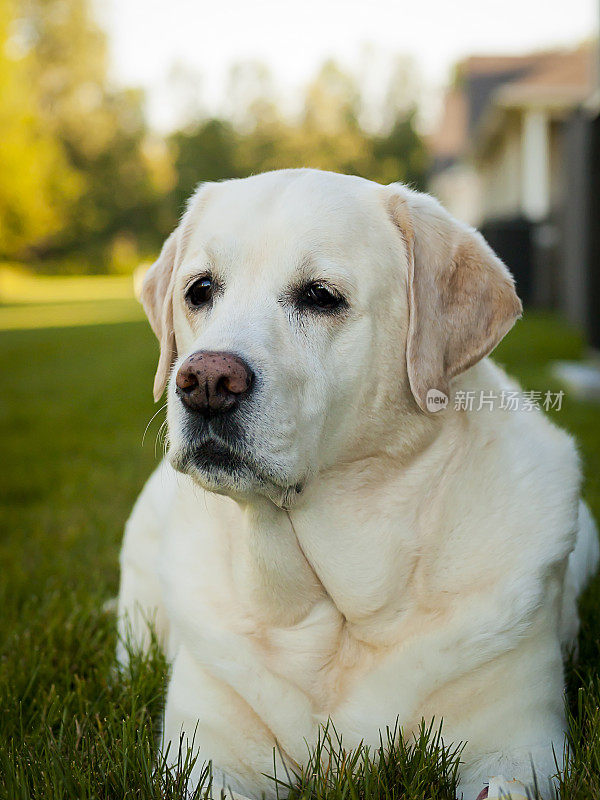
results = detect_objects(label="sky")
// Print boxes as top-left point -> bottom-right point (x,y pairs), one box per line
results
100,0 -> 598,132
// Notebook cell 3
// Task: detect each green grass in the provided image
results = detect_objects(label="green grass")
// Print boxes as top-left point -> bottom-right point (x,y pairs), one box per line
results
0,306 -> 599,799
0,265 -> 145,330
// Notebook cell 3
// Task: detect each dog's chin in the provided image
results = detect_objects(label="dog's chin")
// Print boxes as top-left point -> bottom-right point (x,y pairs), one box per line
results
169,439 -> 302,508
171,440 -> 262,494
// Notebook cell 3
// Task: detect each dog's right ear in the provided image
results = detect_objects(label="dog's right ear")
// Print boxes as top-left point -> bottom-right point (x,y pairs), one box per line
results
141,231 -> 179,402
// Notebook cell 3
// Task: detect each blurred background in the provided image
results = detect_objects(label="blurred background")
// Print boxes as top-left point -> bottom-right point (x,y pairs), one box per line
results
2,6 -> 600,790
0,0 -> 598,347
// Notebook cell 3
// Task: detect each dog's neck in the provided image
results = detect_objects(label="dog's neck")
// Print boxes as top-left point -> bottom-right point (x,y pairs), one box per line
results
224,410 -> 462,639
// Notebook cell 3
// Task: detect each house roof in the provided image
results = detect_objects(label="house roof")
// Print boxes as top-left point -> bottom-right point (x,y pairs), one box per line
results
495,46 -> 595,108
430,44 -> 597,167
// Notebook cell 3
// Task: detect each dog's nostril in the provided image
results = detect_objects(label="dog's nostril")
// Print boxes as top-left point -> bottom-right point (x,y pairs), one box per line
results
176,370 -> 199,392
220,369 -> 253,396
216,375 -> 231,396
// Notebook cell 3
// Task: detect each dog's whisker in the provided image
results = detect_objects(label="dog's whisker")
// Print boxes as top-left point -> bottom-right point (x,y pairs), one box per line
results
154,419 -> 169,459
142,403 -> 168,448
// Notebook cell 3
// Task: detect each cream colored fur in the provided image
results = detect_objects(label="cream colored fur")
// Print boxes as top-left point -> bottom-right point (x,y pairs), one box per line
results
117,169 -> 598,800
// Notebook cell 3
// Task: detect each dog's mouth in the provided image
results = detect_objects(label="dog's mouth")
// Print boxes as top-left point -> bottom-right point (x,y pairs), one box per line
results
170,433 -> 303,508
188,440 -> 250,473
172,427 -> 288,488
172,434 -> 257,476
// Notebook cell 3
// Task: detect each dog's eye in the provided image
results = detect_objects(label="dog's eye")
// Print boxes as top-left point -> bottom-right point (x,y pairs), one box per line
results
300,282 -> 344,312
186,277 -> 213,307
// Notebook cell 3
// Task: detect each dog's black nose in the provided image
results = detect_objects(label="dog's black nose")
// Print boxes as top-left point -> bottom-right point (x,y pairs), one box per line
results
175,351 -> 254,416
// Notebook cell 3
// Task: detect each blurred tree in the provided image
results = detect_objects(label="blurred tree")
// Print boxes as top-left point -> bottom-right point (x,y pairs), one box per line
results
372,110 -> 429,189
232,62 -> 369,177
169,119 -> 239,217
381,55 -> 422,131
165,58 -> 429,226
0,0 -> 429,274
1,0 -> 167,271
26,0 -> 166,269
0,0 -> 80,259
223,61 -> 279,132
235,60 -> 428,183
303,60 -> 361,135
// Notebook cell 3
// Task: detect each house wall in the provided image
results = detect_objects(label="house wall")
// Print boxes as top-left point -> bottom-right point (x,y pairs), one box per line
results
429,106 -> 590,314
589,113 -> 600,350
477,112 -> 523,219
561,108 -> 598,340
476,111 -> 564,222
473,110 -> 569,309
430,110 -> 563,228
428,163 -> 482,226
549,119 -> 565,213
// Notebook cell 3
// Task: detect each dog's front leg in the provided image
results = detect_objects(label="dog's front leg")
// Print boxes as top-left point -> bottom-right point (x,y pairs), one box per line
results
162,645 -> 310,800
117,463 -> 173,665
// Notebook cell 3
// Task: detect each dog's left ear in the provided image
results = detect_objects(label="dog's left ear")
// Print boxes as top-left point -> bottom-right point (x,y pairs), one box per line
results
141,231 -> 179,402
387,188 -> 522,413
141,183 -> 213,401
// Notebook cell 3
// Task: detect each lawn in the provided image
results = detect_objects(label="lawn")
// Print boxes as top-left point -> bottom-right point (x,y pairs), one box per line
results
0,292 -> 599,799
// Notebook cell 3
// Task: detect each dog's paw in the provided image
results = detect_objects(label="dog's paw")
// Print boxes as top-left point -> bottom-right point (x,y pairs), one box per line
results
478,777 -> 529,799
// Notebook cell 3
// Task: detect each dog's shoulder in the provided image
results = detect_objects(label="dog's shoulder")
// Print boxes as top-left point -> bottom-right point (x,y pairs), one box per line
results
474,359 -> 580,493
453,359 -> 581,567
128,459 -> 179,525
120,459 -> 185,565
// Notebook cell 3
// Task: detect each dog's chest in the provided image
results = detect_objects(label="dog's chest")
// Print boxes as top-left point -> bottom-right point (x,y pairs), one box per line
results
160,503 -> 377,710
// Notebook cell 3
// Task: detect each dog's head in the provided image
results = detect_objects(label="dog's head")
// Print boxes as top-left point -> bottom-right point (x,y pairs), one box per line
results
142,169 -> 521,506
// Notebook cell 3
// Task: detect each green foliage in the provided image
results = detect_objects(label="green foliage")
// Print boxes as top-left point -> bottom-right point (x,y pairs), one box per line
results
169,119 -> 240,215
372,112 -> 430,188
0,0 -> 81,257
0,0 -> 429,272
0,306 -> 599,797
166,99 -> 428,226
1,0 -> 169,271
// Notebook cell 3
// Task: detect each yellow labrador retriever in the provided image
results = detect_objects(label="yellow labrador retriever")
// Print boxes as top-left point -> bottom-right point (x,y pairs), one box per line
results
117,169 -> 598,799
